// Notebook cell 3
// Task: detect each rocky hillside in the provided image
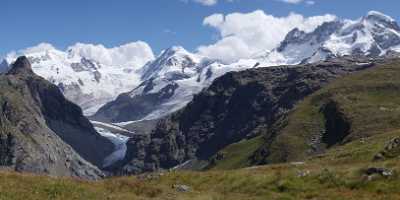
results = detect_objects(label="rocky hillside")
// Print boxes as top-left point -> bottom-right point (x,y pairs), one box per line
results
252,57 -> 400,165
0,57 -> 114,179
115,57 -> 376,174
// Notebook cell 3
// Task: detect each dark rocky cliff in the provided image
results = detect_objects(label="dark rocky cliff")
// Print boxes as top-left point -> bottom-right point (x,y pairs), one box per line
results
0,56 -> 114,179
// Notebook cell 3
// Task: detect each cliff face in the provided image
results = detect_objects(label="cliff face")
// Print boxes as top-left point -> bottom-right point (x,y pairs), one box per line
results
117,57 -> 376,174
0,57 -> 114,179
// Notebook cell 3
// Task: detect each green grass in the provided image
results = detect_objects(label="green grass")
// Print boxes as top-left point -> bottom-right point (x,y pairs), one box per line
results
1,128 -> 400,200
207,136 -> 264,170
264,59 -> 400,163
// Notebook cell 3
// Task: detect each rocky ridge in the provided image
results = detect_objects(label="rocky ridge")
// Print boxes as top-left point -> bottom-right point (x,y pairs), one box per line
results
0,56 -> 114,179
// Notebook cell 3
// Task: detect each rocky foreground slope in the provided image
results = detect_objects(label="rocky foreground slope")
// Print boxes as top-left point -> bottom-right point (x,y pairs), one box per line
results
0,57 -> 114,179
113,57 -> 378,174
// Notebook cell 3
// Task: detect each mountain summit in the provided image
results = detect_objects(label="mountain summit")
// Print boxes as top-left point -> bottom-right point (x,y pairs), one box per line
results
260,11 -> 400,65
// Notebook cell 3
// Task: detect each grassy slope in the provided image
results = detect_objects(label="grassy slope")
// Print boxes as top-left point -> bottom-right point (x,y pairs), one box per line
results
266,59 -> 400,163
206,136 -> 264,170
0,129 -> 399,200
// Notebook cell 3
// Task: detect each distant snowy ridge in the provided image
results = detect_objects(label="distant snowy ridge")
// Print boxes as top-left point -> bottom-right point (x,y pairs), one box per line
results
93,11 -> 400,124
3,11 -> 400,122
3,42 -> 154,115
259,11 -> 400,66
92,45 -> 258,122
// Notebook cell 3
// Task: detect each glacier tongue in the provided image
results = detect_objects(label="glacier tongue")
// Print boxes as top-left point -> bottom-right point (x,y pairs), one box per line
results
95,126 -> 130,168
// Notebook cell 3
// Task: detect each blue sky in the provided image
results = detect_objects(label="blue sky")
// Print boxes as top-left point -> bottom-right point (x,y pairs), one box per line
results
1,0 -> 399,56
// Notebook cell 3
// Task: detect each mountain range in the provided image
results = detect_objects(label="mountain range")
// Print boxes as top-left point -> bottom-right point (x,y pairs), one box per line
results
2,42 -> 154,115
1,10 -> 400,175
3,11 -> 398,125
2,10 -> 400,200
93,11 -> 400,125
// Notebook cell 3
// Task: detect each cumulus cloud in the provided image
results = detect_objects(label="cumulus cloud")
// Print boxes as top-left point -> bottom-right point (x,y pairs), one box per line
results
23,43 -> 57,54
197,10 -> 336,63
67,42 -> 155,68
5,43 -> 58,62
9,41 -> 155,68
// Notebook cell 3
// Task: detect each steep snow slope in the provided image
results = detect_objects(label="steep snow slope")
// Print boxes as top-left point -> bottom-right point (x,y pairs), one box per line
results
3,42 -> 154,115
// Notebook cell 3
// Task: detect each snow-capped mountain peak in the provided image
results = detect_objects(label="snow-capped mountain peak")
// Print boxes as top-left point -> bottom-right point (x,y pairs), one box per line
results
92,45 -> 258,122
260,11 -> 400,66
3,42 -> 155,115
365,11 -> 397,24
162,46 -> 190,56
140,46 -> 203,81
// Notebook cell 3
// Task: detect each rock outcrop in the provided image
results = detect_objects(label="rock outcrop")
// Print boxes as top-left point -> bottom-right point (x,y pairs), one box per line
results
0,56 -> 114,179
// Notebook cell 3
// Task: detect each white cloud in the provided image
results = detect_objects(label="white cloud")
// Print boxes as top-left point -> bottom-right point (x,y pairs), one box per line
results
5,42 -> 58,63
197,10 -> 336,63
68,42 -> 155,68
22,43 -> 57,54
9,41 -> 155,69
